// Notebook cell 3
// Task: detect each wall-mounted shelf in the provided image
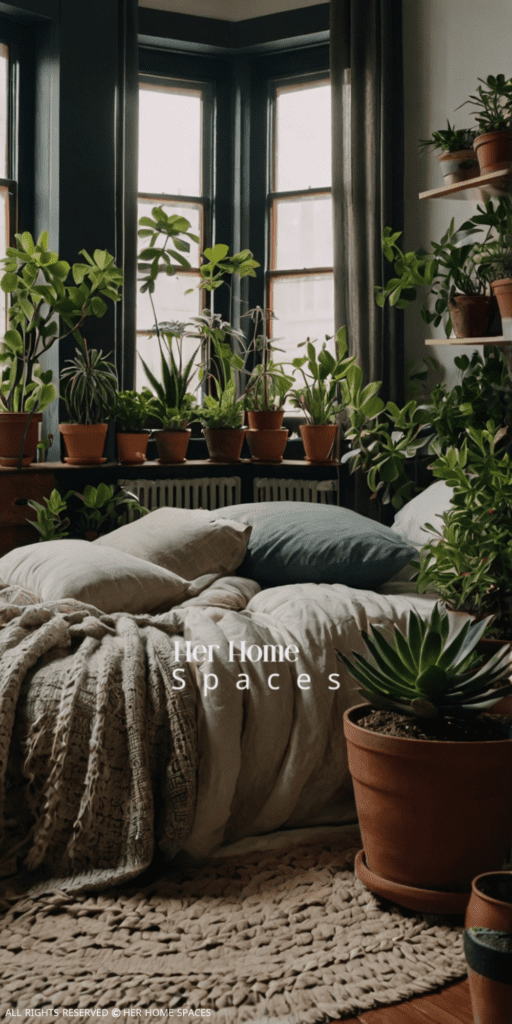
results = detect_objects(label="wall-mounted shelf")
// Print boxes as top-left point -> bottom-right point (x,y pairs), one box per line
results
425,336 -> 509,346
419,167 -> 511,201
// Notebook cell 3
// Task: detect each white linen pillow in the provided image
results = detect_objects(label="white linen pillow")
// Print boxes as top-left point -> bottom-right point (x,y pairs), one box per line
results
391,480 -> 454,550
0,540 -> 189,614
93,506 -> 252,580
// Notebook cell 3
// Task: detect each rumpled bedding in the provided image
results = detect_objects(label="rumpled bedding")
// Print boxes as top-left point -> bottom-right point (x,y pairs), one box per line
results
0,574 -> 438,895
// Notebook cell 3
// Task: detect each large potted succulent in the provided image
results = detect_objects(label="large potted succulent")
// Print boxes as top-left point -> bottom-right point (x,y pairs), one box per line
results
338,603 -> 512,915
0,232 -> 122,468
419,121 -> 478,185
290,326 -> 356,462
59,338 -> 118,464
458,74 -> 512,175
113,389 -> 155,465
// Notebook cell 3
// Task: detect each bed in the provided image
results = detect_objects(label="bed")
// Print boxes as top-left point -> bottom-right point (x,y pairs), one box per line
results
0,492 -> 452,897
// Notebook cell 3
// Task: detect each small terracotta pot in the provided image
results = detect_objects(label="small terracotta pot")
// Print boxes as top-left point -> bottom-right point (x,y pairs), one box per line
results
466,872 -> 512,932
464,928 -> 512,1024
202,427 -> 245,463
448,294 -> 498,338
0,412 -> 42,467
491,278 -> 512,319
300,423 -> 337,463
438,149 -> 479,184
153,428 -> 190,464
116,432 -> 149,465
59,423 -> 108,465
474,130 -> 512,175
246,427 -> 289,462
247,410 -> 284,431
344,703 -> 512,914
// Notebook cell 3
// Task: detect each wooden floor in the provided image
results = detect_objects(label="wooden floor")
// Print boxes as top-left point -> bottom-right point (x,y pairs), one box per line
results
333,979 -> 473,1023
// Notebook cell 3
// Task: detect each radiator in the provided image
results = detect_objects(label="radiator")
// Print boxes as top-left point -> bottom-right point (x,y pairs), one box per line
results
253,477 -> 338,504
119,476 -> 242,514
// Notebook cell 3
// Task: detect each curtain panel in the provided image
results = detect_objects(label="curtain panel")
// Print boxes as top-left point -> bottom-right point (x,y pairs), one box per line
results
330,0 -> 404,404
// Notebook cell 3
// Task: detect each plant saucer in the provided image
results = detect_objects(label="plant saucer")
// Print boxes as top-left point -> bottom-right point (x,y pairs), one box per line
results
355,849 -> 470,915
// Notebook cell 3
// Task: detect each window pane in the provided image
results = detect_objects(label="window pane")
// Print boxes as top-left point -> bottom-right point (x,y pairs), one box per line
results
0,43 -> 8,179
139,83 -> 202,196
273,194 -> 333,270
275,81 -> 331,192
138,198 -> 202,268
270,273 -> 335,367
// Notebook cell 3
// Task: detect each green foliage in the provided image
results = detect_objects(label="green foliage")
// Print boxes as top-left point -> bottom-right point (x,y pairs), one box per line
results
194,312 -> 246,427
415,424 -> 512,628
200,380 -> 244,429
60,338 -> 118,425
137,208 -> 198,296
470,196 -> 512,283
337,603 -> 512,719
419,121 -> 476,154
139,323 -> 200,428
243,360 -> 294,412
198,244 -> 260,295
26,488 -> 71,541
289,326 -> 356,425
427,348 -> 512,456
114,389 -> 155,432
73,483 -> 149,536
457,74 -> 512,134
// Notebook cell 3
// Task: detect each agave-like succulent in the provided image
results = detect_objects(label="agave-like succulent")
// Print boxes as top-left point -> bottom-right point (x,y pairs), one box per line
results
337,603 -> 512,719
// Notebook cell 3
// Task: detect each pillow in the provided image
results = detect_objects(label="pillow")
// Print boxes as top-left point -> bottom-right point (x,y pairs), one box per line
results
93,507 -> 252,580
209,502 -> 417,589
0,540 -> 189,615
391,480 -> 454,550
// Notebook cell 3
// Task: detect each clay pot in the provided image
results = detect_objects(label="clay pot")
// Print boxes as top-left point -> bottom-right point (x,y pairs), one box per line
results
343,703 -> 512,914
464,928 -> 512,1024
246,427 -> 289,462
116,432 -> 149,465
0,412 -> 42,467
438,149 -> 479,184
474,130 -> 512,174
202,427 -> 245,463
448,294 -> 498,338
247,410 -> 284,431
466,872 -> 512,932
300,423 -> 337,463
491,278 -> 512,319
59,423 -> 108,465
153,428 -> 190,464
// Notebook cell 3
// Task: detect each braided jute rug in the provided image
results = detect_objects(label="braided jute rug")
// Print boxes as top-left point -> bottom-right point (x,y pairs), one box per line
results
0,832 -> 467,1023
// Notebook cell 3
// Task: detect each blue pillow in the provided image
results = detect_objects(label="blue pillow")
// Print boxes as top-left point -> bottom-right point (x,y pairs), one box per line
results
212,502 -> 417,589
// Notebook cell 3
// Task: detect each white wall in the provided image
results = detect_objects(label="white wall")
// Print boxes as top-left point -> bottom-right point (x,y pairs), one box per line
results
138,0 -> 327,19
402,0 -> 512,388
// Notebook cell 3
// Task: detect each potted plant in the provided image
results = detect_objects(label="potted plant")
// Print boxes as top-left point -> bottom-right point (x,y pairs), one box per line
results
470,195 -> 512,319
241,305 -> 292,430
466,871 -> 512,932
337,603 -> 512,915
457,74 -> 512,174
0,232 -> 122,469
138,322 -> 200,464
419,121 -> 478,184
464,926 -> 512,1024
114,389 -> 155,465
59,338 -> 118,464
290,326 -> 356,462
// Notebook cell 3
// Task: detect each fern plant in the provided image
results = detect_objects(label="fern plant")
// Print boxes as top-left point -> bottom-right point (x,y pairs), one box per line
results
337,603 -> 512,720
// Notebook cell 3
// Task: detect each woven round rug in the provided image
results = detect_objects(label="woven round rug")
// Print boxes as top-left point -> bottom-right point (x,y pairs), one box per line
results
0,835 -> 466,1023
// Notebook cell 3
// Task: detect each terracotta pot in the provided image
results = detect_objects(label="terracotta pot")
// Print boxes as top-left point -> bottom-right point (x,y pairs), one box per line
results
448,294 -> 498,338
474,130 -> 512,175
247,410 -> 284,431
438,149 -> 479,184
491,278 -> 512,319
464,928 -> 512,1024
0,412 -> 42,467
59,423 -> 108,465
202,427 -> 245,462
153,428 -> 190,464
466,872 -> 512,932
116,432 -> 149,465
343,703 -> 512,913
246,427 -> 289,463
300,423 -> 337,463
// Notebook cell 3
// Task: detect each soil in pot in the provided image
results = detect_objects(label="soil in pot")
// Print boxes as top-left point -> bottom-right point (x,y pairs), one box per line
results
357,707 -> 512,741
153,429 -> 191,464
246,427 -> 288,462
117,432 -> 149,465
448,294 -> 497,338
0,412 -> 42,467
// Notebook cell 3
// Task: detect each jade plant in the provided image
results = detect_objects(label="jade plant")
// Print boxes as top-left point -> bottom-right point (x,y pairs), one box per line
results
336,603 -> 512,720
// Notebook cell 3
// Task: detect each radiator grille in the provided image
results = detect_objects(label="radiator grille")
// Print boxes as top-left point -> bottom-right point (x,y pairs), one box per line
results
119,476 -> 242,513
253,477 -> 338,504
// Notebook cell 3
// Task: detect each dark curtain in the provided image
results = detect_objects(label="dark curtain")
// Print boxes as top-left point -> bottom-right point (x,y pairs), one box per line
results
330,0 -> 404,404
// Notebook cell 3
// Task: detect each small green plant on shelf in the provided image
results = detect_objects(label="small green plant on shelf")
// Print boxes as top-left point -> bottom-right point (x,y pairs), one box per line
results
419,121 -> 476,154
289,326 -> 357,425
457,74 -> 512,134
240,306 -> 293,412
139,322 -> 200,431
113,389 -> 155,433
336,602 -> 512,721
